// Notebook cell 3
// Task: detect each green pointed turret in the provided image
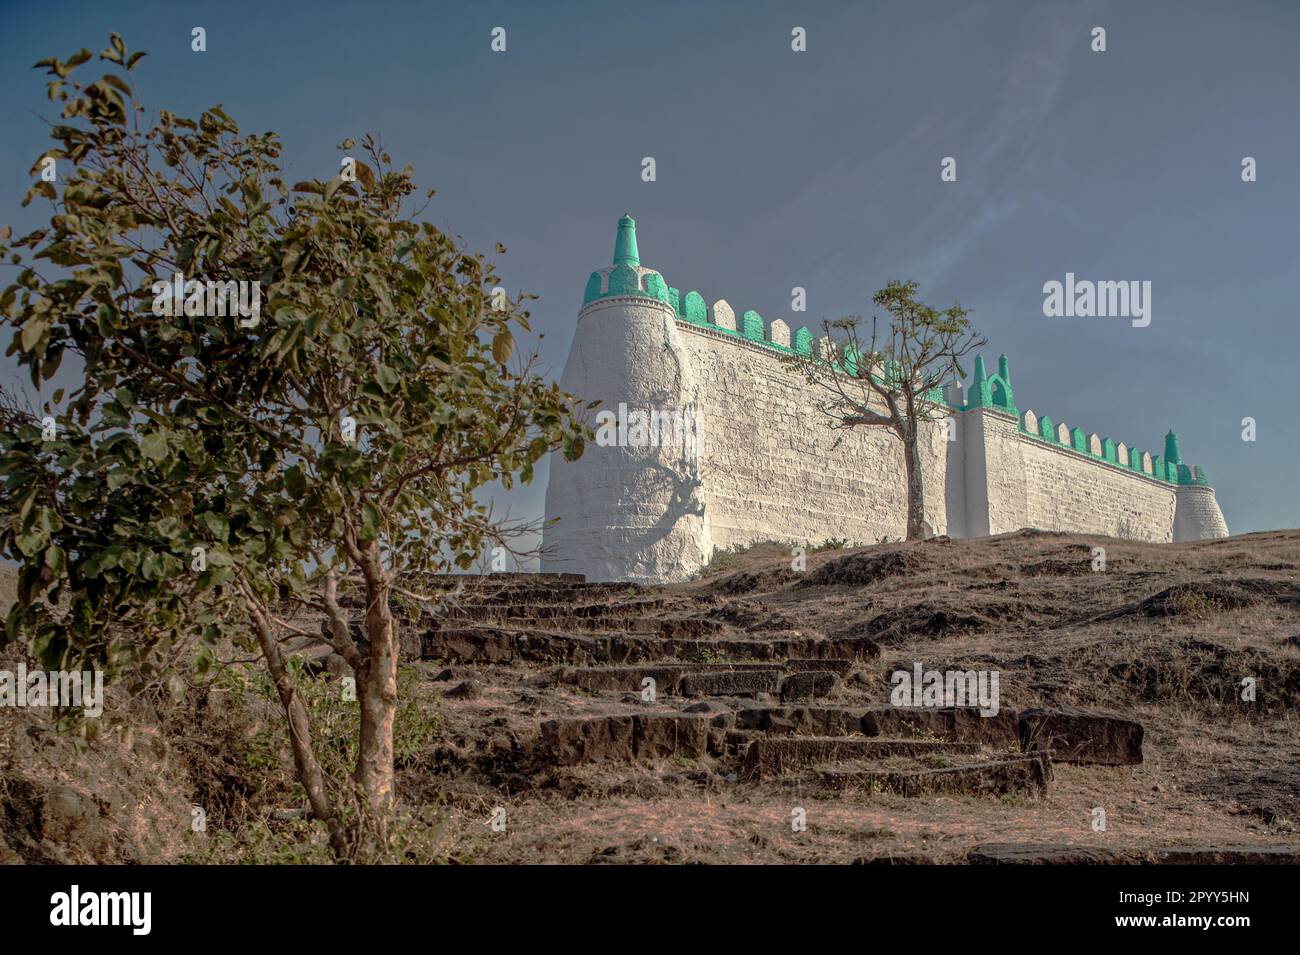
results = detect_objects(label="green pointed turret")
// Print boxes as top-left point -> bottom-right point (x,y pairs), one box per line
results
613,213 -> 640,266
1164,430 -> 1182,466
581,214 -> 669,308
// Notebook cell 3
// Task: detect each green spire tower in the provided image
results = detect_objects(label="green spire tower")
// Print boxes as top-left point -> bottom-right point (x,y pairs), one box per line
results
613,213 -> 639,266
1164,430 -> 1182,466
583,213 -> 669,307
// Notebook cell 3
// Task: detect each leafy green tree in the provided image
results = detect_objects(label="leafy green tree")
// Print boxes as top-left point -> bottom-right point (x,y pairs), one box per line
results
789,281 -> 984,541
0,35 -> 589,859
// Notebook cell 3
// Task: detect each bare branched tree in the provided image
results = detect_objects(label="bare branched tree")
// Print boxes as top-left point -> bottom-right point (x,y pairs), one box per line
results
788,280 -> 985,541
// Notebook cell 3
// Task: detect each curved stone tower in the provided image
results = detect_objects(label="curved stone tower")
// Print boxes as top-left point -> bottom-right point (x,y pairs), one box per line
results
1166,430 -> 1231,541
541,215 -> 710,581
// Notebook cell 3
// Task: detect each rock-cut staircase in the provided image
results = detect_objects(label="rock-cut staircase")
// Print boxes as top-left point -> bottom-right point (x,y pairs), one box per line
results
417,573 -> 1142,800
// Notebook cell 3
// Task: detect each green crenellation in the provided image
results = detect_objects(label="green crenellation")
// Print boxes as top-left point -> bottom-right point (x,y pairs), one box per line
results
1015,404 -> 1209,486
682,290 -> 707,324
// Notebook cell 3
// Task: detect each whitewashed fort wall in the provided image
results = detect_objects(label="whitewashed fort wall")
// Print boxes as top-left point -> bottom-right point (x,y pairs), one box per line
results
540,217 -> 1228,582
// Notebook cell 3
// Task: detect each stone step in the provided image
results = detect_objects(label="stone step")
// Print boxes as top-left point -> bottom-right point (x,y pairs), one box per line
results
742,737 -> 979,780
423,628 -> 613,664
340,585 -> 642,613
539,711 -> 734,766
421,627 -> 878,666
559,664 -> 783,696
785,659 -> 856,674
1018,707 -> 1144,766
778,670 -> 841,702
429,615 -> 728,638
816,753 -> 1052,797
436,598 -> 673,620
735,705 -> 869,737
556,664 -> 846,701
864,706 -> 1020,748
403,575 -> 643,602
730,705 -> 1019,744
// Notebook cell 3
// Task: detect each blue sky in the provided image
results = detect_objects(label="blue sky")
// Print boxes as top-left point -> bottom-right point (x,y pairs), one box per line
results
2,0 -> 1297,538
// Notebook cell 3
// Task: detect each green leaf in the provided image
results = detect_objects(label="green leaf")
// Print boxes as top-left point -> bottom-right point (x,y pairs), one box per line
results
284,464 -> 306,498
359,500 -> 382,541
44,545 -> 66,574
140,430 -> 168,462
196,511 -> 229,540
16,531 -> 47,557
20,316 -> 48,351
374,364 -> 399,394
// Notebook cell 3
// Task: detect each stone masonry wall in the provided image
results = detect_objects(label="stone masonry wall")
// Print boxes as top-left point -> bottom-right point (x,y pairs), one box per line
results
677,324 -> 951,550
1012,429 -> 1177,541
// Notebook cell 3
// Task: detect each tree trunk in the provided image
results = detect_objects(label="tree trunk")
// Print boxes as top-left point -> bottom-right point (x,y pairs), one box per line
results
901,426 -> 928,541
354,540 -> 398,823
241,586 -> 349,860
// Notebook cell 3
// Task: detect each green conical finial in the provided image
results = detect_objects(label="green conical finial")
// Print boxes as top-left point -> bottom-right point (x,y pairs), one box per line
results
1164,430 -> 1182,465
613,213 -> 639,266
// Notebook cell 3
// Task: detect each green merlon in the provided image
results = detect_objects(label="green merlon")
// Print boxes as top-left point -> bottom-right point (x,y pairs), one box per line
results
644,272 -> 668,301
682,291 -> 707,324
794,326 -> 813,356
608,263 -> 641,296
742,310 -> 764,341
